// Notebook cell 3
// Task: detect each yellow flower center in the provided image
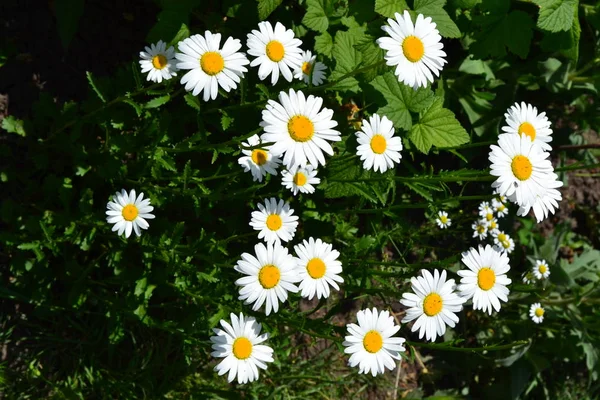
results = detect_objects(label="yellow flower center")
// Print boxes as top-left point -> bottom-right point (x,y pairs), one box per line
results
121,204 -> 139,221
288,116 -> 314,142
152,54 -> 168,70
266,40 -> 285,62
232,337 -> 253,359
301,61 -> 313,75
486,213 -> 493,221
477,267 -> 496,291
363,330 -> 383,353
490,220 -> 498,230
293,172 -> 307,186
511,155 -> 533,181
402,35 -> 425,63
497,233 -> 506,242
306,258 -> 326,279
534,307 -> 544,317
497,204 -> 505,212
258,264 -> 281,289
200,51 -> 225,76
370,134 -> 387,154
439,215 -> 448,224
251,149 -> 268,166
539,264 -> 547,274
501,240 -> 511,249
266,214 -> 282,231
477,225 -> 486,234
423,293 -> 443,316
518,122 -> 536,141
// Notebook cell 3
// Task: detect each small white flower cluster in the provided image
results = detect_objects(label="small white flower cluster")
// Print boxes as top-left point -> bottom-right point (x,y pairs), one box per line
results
471,194 -> 514,255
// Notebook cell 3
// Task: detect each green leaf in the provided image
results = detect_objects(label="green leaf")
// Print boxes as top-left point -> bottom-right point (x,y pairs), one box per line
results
122,99 -> 142,116
221,112 -> 234,131
54,0 -> 84,49
409,97 -> 470,154
329,29 -> 365,92
414,0 -> 461,38
315,32 -> 334,58
540,4 -> 580,62
532,0 -> 576,32
1,116 -> 26,136
144,95 -> 171,109
370,72 -> 435,131
354,36 -> 386,82
303,0 -> 332,32
184,93 -> 201,111
258,0 -> 283,20
86,71 -> 107,103
374,0 -> 409,18
146,1 -> 196,44
471,10 -> 535,59
168,23 -> 190,47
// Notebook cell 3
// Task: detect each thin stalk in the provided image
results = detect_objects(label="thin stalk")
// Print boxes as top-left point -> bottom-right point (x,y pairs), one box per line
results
408,340 -> 529,352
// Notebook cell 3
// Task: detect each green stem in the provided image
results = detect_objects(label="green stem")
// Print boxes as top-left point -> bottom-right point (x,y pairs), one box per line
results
306,60 -> 387,93
408,340 -> 529,352
351,195 -> 493,213
556,162 -> 600,172
159,127 -> 263,153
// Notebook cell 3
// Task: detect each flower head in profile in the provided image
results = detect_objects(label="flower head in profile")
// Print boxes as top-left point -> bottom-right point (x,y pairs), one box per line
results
176,31 -> 249,101
106,189 -> 155,238
376,11 -> 447,89
457,245 -> 512,314
260,89 -> 340,169
529,303 -> 545,324
294,50 -> 327,86
400,269 -> 465,342
355,114 -> 403,173
238,134 -> 281,182
139,40 -> 178,83
246,21 -> 303,85
435,211 -> 451,229
210,312 -> 274,384
343,308 -> 406,376
234,242 -> 300,315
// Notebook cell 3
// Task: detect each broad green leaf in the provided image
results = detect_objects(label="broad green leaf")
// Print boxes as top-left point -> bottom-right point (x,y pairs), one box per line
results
303,0 -> 332,32
258,0 -> 283,20
409,97 -> 470,153
532,0 -> 576,32
146,1 -> 196,44
315,32 -> 334,57
540,4 -> 580,62
184,93 -> 201,111
329,29 -> 365,92
354,36 -> 386,82
370,72 -> 435,130
144,95 -> 171,109
1,116 -> 26,136
414,0 -> 461,38
471,10 -> 535,59
374,0 -> 409,18
168,23 -> 190,47
54,0 -> 84,49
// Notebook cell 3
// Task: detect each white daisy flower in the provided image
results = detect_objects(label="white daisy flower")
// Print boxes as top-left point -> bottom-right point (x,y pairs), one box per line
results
238,134 -> 281,182
486,217 -> 499,235
516,186 -> 563,223
501,102 -> 553,151
294,237 -> 344,300
457,245 -> 512,314
176,31 -> 250,101
493,188 -> 507,204
343,308 -> 406,376
210,312 -> 274,384
246,21 -> 303,85
529,303 -> 545,324
522,272 -> 534,284
376,11 -> 447,89
492,198 -> 509,218
139,40 -> 178,83
250,197 -> 299,245
495,236 -> 515,254
532,259 -> 550,280
489,134 -> 559,212
435,211 -> 451,229
355,114 -> 403,173
105,189 -> 155,238
400,269 -> 465,342
260,89 -> 341,169
294,50 -> 327,86
234,242 -> 300,315
472,220 -> 488,240
281,165 -> 320,195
